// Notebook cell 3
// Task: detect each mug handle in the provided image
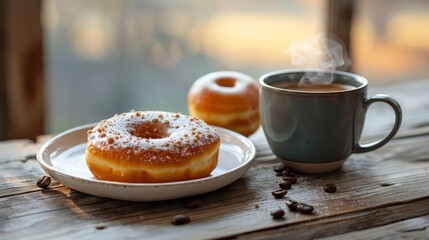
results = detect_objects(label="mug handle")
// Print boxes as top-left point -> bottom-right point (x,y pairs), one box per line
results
354,94 -> 402,153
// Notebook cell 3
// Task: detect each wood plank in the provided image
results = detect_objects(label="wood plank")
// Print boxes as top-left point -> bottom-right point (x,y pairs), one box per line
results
1,133 -> 429,239
319,215 -> 429,240
235,198 -> 429,240
2,182 -> 429,239
0,139 -> 50,197
1,170 -> 428,239
0,0 -> 44,140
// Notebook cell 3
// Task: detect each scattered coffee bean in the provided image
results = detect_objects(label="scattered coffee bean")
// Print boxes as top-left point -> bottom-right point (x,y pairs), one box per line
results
282,169 -> 295,177
171,214 -> 191,225
185,199 -> 203,208
283,176 -> 297,184
323,183 -> 337,193
36,175 -> 51,189
297,203 -> 314,214
255,203 -> 260,209
271,189 -> 288,198
279,181 -> 291,190
273,165 -> 285,173
285,199 -> 298,211
270,208 -> 285,219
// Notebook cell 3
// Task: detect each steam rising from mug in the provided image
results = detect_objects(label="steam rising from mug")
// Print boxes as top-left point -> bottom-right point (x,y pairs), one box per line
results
288,33 -> 350,86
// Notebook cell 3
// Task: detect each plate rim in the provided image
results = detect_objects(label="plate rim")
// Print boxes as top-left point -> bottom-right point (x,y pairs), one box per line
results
37,123 -> 256,188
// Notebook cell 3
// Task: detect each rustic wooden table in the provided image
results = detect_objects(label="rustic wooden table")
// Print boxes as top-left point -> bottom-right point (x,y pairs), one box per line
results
1,80 -> 429,239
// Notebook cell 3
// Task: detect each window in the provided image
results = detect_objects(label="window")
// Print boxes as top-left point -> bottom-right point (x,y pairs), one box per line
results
44,0 -> 325,133
44,0 -> 429,134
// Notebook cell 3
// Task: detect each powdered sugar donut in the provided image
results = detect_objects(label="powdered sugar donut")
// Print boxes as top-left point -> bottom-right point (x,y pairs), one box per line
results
85,111 -> 220,183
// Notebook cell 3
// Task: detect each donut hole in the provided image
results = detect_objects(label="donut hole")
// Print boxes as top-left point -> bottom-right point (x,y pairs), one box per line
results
215,77 -> 236,87
129,123 -> 168,139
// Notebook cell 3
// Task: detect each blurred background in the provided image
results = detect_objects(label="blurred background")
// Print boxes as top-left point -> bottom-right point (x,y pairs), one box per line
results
1,0 -> 428,139
44,0 -> 429,134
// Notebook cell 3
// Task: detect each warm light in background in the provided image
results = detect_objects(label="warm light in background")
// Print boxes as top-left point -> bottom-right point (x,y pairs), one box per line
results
201,12 -> 320,68
352,16 -> 424,79
43,0 -> 429,133
350,0 -> 429,83
72,11 -> 113,60
387,12 -> 429,50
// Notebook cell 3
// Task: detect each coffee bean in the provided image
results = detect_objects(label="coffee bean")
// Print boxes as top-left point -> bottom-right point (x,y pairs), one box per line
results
285,199 -> 298,211
185,199 -> 203,208
255,203 -> 260,209
273,165 -> 285,173
297,203 -> 314,214
171,214 -> 191,225
282,176 -> 297,184
270,208 -> 285,219
279,181 -> 291,190
36,175 -> 51,189
282,169 -> 295,177
271,189 -> 287,198
323,183 -> 337,193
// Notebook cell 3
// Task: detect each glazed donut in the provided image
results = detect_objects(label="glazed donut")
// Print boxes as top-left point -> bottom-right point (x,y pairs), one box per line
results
85,111 -> 220,183
188,71 -> 260,136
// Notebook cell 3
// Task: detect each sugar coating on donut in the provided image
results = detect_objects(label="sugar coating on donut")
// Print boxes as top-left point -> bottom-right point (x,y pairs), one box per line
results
189,71 -> 257,97
87,111 -> 219,164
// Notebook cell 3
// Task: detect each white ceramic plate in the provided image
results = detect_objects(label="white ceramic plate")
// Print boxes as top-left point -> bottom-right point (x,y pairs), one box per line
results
37,123 -> 256,202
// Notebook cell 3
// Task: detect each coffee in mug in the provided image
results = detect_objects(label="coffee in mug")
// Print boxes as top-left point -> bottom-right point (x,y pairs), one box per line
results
271,82 -> 355,92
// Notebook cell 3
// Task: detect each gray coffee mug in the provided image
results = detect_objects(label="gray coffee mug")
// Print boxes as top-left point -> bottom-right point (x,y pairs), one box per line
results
259,69 -> 402,173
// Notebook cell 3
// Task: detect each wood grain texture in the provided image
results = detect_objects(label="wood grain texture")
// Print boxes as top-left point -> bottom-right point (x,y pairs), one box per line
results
236,198 -> 429,240
1,130 -> 429,239
319,215 -> 429,240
